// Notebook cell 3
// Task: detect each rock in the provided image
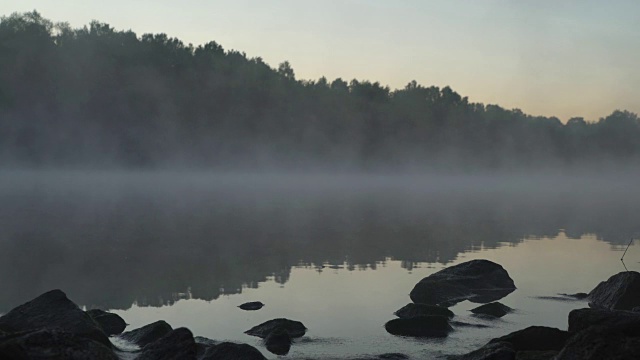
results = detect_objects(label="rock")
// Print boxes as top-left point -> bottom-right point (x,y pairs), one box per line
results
264,327 -> 292,355
634,307 -> 640,312
515,351 -> 558,360
0,289 -> 110,346
238,301 -> 264,311
245,318 -> 306,338
119,320 -> 172,347
568,308 -> 640,333
86,309 -> 127,336
488,326 -> 569,352
194,336 -> 219,358
394,303 -> 454,319
555,321 -> 640,359
453,341 -> 515,360
471,302 -> 512,318
136,327 -> 196,360
410,260 -> 516,306
588,271 -> 640,310
0,328 -> 117,360
384,316 -> 453,337
561,293 -> 588,300
450,321 -> 491,328
200,342 -> 267,360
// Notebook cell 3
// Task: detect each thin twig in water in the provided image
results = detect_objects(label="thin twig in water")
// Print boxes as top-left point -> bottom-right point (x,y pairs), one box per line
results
621,238 -> 634,261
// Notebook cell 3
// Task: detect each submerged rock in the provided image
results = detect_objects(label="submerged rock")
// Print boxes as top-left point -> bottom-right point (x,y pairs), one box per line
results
394,303 -> 454,319
136,327 -> 196,360
588,271 -> 640,310
0,289 -> 110,346
0,328 -> 117,360
86,309 -> 127,336
470,302 -> 512,318
264,327 -> 292,355
410,259 -> 516,306
245,318 -> 306,338
119,320 -> 173,347
384,315 -> 453,337
238,301 -> 265,311
200,342 -> 267,360
561,292 -> 588,300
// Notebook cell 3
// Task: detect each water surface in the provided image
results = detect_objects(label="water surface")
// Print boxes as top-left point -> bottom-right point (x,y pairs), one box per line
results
0,171 -> 638,358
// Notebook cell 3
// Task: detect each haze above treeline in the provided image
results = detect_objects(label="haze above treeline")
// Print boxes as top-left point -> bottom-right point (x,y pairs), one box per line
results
1,11 -> 639,171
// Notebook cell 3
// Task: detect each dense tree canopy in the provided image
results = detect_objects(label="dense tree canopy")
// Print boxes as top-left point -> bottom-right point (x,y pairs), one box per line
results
1,11 -> 639,170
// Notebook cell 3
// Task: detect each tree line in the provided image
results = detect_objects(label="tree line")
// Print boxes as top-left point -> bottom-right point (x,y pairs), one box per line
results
1,11 -> 639,170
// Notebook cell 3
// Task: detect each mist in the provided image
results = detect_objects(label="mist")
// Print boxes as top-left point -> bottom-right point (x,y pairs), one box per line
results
1,11 -> 639,174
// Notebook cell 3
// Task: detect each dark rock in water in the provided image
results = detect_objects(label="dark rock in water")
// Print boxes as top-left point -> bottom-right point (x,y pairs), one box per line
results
515,351 -> 558,360
488,326 -> 569,352
394,303 -> 454,319
452,341 -> 515,360
264,327 -> 292,355
194,336 -> 218,359
588,271 -> 640,310
86,309 -> 127,336
119,320 -> 172,347
568,308 -> 640,333
136,327 -> 196,360
555,321 -> 640,360
245,318 -> 306,338
384,316 -> 453,337
238,301 -> 264,311
471,302 -> 512,318
0,328 -> 117,360
633,307 -> 640,312
561,292 -> 588,300
410,259 -> 516,306
450,321 -> 491,328
200,342 -> 267,360
0,289 -> 110,346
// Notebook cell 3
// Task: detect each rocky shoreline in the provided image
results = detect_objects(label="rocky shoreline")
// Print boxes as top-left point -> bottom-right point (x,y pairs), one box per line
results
1,260 -> 639,359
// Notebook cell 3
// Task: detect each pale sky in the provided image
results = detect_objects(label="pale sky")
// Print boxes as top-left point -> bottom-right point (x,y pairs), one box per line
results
1,0 -> 639,121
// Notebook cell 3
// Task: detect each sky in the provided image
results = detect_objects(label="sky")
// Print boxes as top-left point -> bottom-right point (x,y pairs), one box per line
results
1,0 -> 639,121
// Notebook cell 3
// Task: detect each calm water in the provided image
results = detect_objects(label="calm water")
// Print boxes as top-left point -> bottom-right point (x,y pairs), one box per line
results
1,171 -> 639,359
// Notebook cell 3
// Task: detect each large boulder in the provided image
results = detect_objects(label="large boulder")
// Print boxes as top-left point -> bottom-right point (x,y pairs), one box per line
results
394,303 -> 454,319
119,320 -> 172,347
471,302 -> 513,318
588,271 -> 640,310
200,342 -> 267,360
410,260 -> 516,306
136,327 -> 196,360
0,290 -> 110,346
555,321 -> 640,359
568,308 -> 640,333
384,316 -> 453,337
0,328 -> 117,360
487,326 -> 569,352
244,318 -> 306,338
86,309 -> 127,336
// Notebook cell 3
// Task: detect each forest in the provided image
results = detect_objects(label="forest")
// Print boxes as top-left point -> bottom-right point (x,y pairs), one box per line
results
1,11 -> 639,170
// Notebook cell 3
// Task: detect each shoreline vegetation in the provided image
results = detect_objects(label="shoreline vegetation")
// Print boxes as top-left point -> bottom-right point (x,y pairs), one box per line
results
1,11 -> 640,171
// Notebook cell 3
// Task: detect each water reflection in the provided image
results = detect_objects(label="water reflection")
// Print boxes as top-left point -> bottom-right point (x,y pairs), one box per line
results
0,171 -> 638,311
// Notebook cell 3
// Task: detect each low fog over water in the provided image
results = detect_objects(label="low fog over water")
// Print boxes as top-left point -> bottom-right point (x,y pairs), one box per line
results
1,170 -> 638,312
